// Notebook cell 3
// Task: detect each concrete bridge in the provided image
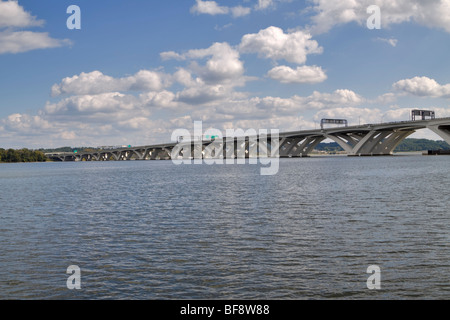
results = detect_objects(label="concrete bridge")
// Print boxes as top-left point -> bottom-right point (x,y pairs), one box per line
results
46,117 -> 450,161
45,152 -> 78,162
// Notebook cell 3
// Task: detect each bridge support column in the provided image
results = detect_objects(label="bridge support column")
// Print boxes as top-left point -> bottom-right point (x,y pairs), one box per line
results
327,129 -> 416,156
131,149 -> 147,160
203,140 -> 224,160
279,137 -> 303,157
223,138 -> 235,159
149,148 -> 171,160
171,143 -> 191,160
279,136 -> 325,157
291,136 -> 325,157
428,124 -> 450,145
110,152 -> 120,161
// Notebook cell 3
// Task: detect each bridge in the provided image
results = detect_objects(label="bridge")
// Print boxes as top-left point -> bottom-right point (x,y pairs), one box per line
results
46,116 -> 450,161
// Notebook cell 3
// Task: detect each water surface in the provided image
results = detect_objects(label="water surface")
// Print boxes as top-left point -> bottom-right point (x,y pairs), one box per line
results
0,155 -> 449,299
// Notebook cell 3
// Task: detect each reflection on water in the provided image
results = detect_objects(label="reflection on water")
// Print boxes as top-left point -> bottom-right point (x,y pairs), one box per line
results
0,156 -> 449,299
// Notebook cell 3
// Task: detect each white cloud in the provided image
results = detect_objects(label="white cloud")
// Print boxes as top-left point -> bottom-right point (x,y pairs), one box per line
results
0,31 -> 70,54
214,23 -> 233,31
231,6 -> 252,18
160,51 -> 186,61
0,0 -> 43,28
44,92 -> 139,116
2,113 -> 51,133
51,70 -> 172,96
190,0 -> 229,15
176,83 -> 230,105
373,92 -> 397,104
173,68 -> 197,87
189,42 -> 245,84
0,1 -> 70,54
189,0 -> 292,18
190,0 -> 251,18
393,76 -> 450,98
308,0 -> 450,34
254,0 -> 274,10
140,90 -> 177,108
46,40 -> 250,138
267,65 -> 327,84
300,89 -> 365,110
163,42 -> 245,85
239,26 -> 323,64
376,37 -> 398,47
163,43 -> 253,105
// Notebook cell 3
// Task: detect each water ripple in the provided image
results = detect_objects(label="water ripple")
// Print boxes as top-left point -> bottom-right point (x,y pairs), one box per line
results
0,157 -> 449,299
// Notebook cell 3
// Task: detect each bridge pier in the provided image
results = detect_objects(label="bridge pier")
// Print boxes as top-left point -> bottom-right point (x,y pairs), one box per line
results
149,148 -> 171,160
279,136 -> 325,157
326,129 -> 416,156
428,124 -> 450,145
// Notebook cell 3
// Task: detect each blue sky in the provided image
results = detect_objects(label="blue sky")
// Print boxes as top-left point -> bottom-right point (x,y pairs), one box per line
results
1,0 -> 450,148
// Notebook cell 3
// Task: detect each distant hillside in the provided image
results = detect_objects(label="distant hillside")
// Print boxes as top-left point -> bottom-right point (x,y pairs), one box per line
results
394,139 -> 450,152
314,138 -> 450,153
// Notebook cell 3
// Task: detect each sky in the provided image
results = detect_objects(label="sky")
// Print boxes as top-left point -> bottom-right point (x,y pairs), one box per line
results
1,0 -> 450,149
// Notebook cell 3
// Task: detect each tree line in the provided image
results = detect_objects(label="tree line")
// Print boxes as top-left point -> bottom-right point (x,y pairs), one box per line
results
394,139 -> 450,152
315,138 -> 450,153
0,148 -> 47,163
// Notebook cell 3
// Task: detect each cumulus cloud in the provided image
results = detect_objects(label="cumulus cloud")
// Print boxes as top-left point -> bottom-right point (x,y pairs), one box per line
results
0,1 -> 70,55
176,84 -> 230,105
163,43 -> 254,105
0,0 -> 43,28
393,76 -> 450,98
44,92 -> 139,116
239,26 -> 323,64
51,70 -> 172,96
300,89 -> 365,110
164,26 -> 327,86
267,65 -> 327,84
254,0 -> 274,10
308,0 -> 450,34
0,31 -> 70,54
230,6 -> 252,18
2,113 -> 51,133
160,51 -> 186,61
190,0 -> 251,18
162,42 -> 246,87
140,90 -> 178,109
185,42 -> 245,83
190,0 -> 229,15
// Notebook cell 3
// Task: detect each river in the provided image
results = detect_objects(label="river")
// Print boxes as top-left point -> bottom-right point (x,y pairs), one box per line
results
0,155 -> 449,299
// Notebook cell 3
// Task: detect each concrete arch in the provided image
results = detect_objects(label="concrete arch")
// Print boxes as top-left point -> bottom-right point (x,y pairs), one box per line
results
326,129 -> 416,156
